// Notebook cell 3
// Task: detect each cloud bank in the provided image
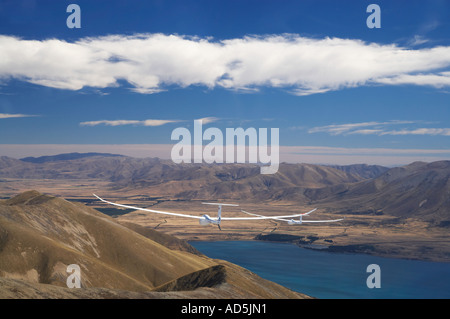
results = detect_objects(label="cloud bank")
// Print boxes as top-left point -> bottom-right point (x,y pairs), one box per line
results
1,33 -> 450,95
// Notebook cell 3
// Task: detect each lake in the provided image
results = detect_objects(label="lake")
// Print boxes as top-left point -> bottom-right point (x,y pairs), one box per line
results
190,240 -> 450,299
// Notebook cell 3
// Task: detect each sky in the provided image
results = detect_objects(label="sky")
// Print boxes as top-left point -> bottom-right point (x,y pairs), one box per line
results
0,0 -> 450,165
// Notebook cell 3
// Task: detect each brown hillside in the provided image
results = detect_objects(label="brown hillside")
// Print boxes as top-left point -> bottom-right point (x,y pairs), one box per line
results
318,161 -> 450,224
0,156 -> 368,202
0,191 -> 212,291
0,191 -> 309,299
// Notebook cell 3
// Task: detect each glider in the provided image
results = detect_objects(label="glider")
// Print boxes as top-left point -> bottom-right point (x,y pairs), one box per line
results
241,209 -> 344,225
93,194 -> 315,230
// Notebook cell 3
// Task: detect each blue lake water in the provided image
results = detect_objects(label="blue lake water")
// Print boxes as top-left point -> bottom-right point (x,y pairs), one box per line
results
190,240 -> 450,299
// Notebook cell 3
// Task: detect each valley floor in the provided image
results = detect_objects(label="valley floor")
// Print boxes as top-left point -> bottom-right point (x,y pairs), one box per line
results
1,178 -> 449,263
117,202 -> 450,263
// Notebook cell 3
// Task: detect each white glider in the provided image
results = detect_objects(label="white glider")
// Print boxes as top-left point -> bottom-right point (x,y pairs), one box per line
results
93,194 -> 314,230
241,208 -> 344,225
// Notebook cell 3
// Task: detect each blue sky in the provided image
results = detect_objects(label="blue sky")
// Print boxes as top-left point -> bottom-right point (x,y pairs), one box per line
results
0,0 -> 450,165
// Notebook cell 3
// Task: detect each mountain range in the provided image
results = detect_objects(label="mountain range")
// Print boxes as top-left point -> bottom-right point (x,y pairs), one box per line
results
0,153 -> 382,198
0,153 -> 449,225
318,160 -> 450,225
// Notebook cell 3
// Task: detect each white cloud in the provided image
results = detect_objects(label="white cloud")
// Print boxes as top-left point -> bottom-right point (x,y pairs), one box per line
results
80,119 -> 181,127
0,113 -> 37,119
79,117 -> 222,127
1,33 -> 450,95
195,117 -> 220,124
408,35 -> 430,46
142,119 -> 182,126
381,128 -> 450,136
308,121 -> 414,135
309,120 -> 450,137
309,121 -> 380,135
376,72 -> 450,88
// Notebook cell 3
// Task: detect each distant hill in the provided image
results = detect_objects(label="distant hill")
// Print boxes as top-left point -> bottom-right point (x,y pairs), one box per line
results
116,161 -> 367,201
0,153 -> 449,225
0,190 -> 308,299
0,156 -> 31,170
327,164 -> 389,179
0,154 -> 368,200
319,161 -> 450,225
0,154 -> 148,180
20,152 -> 124,163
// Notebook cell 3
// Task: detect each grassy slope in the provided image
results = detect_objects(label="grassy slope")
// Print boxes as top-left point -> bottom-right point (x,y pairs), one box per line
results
0,191 -> 309,299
